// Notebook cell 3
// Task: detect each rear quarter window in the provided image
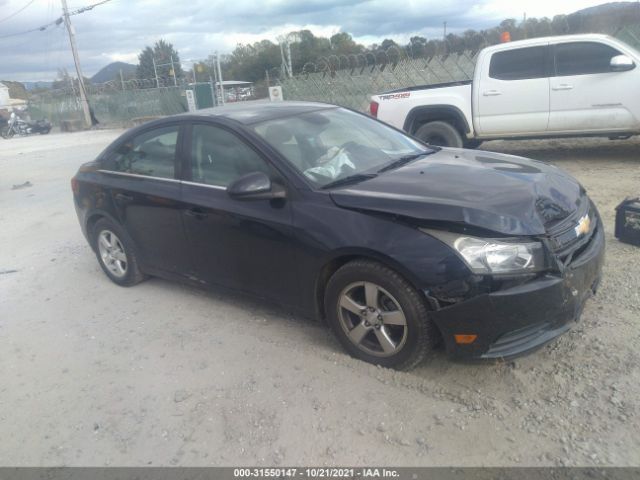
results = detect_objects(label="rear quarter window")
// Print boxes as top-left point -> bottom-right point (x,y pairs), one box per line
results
489,46 -> 549,80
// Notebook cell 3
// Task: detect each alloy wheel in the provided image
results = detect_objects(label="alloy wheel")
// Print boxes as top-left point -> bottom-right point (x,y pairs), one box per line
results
97,230 -> 128,278
337,281 -> 408,357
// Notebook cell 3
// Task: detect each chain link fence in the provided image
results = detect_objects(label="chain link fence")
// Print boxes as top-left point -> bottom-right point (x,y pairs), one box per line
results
277,47 -> 478,112
28,77 -> 189,127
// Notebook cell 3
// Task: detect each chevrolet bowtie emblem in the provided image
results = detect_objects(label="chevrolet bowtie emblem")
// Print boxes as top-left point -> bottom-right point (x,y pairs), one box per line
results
575,214 -> 591,237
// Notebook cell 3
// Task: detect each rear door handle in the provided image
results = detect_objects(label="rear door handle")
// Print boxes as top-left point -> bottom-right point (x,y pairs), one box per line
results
185,207 -> 209,220
552,84 -> 574,91
483,90 -> 501,96
114,193 -> 133,204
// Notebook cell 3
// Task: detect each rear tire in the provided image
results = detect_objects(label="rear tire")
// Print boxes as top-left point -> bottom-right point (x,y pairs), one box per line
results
92,218 -> 146,287
324,259 -> 437,370
415,121 -> 463,148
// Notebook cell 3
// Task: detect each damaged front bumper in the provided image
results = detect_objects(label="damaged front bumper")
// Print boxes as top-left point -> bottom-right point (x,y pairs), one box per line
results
428,220 -> 605,361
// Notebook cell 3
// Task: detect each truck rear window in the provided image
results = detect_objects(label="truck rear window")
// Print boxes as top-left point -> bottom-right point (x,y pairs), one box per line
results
489,46 -> 549,80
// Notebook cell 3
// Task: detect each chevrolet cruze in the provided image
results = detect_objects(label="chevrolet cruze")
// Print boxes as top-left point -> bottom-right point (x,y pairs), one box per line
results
72,102 -> 604,369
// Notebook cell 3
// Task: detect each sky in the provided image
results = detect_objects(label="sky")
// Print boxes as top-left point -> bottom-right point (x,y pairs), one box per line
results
0,0 -> 614,82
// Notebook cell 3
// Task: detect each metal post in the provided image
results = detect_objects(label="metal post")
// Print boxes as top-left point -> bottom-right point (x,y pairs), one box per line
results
61,0 -> 91,127
280,42 -> 287,78
119,69 -> 125,90
265,69 -> 270,87
209,76 -> 216,107
152,57 -> 159,88
216,52 -> 225,105
170,55 -> 177,86
286,40 -> 293,78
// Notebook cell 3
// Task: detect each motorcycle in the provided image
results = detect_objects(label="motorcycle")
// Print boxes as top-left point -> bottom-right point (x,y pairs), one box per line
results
1,113 -> 51,139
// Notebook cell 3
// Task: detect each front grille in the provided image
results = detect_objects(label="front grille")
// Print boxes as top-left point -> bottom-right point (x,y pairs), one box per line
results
549,202 -> 598,267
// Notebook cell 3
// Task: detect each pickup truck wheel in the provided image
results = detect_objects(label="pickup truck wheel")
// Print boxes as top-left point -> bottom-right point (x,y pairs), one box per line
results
464,139 -> 483,149
324,259 -> 438,370
415,121 -> 463,148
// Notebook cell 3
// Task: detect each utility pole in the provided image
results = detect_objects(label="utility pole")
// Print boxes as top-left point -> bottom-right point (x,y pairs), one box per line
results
119,69 -> 125,90
443,21 -> 447,40
61,0 -> 91,127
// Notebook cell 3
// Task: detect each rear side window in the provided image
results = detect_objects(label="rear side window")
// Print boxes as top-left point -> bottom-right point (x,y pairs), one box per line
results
105,126 -> 179,179
190,124 -> 271,187
555,42 -> 621,76
489,46 -> 549,80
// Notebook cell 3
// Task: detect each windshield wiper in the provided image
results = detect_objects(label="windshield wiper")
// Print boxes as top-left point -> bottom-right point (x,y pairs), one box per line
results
320,173 -> 377,190
377,150 -> 434,173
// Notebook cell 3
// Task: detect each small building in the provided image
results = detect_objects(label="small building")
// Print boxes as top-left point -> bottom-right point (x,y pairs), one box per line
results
0,82 -> 27,113
217,80 -> 253,102
0,82 -> 10,109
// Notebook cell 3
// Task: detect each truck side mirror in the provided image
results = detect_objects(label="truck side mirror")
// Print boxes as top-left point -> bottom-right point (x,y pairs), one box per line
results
610,55 -> 635,72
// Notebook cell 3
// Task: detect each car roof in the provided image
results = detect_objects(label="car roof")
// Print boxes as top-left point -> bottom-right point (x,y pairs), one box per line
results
179,100 -> 337,125
481,33 -> 613,53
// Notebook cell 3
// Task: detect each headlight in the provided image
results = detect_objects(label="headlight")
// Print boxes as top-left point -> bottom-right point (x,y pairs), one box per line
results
421,229 -> 547,274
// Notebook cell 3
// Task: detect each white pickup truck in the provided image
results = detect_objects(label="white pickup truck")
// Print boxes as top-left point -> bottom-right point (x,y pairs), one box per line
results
371,34 -> 640,147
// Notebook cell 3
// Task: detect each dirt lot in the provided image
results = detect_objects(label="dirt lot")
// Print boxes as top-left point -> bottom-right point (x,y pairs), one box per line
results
1,130 -> 639,467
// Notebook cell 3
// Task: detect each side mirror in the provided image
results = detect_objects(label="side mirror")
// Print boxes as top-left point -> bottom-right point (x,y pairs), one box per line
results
227,171 -> 286,200
610,55 -> 635,72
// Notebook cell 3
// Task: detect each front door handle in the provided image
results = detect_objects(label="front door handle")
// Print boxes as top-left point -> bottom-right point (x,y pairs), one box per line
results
552,84 -> 574,91
185,207 -> 209,220
114,193 -> 133,204
483,90 -> 502,96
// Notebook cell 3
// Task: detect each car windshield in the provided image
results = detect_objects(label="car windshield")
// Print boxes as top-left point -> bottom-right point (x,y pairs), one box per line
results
252,107 -> 431,188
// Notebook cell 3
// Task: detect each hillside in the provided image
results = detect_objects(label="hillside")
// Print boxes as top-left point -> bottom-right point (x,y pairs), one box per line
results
568,1 -> 640,34
90,61 -> 137,84
0,80 -> 28,99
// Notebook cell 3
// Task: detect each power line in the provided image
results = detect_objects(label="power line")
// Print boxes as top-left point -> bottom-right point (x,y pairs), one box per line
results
0,0 -> 37,24
0,0 -> 113,40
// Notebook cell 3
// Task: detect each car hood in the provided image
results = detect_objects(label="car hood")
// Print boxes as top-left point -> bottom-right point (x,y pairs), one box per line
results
329,148 -> 585,236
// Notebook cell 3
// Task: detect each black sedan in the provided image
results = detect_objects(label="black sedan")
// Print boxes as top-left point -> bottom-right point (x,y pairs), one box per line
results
72,101 -> 604,369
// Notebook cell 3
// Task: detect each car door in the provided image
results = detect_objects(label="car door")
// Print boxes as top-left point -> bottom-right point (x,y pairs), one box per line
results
100,123 -> 192,275
180,122 -> 298,305
549,41 -> 638,132
476,44 -> 551,136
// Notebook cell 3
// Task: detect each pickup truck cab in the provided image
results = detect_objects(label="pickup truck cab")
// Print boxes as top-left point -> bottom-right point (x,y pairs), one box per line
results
371,34 -> 640,147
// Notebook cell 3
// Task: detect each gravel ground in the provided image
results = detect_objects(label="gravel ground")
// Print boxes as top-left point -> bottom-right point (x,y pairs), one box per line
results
0,130 -> 639,467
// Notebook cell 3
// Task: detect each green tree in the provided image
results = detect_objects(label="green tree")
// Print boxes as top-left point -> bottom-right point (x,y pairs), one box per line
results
330,32 -> 362,55
137,39 -> 184,83
551,15 -> 570,35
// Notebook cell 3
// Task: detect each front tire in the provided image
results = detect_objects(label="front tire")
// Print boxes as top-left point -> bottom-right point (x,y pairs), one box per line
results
324,259 -> 437,370
92,218 -> 146,286
415,121 -> 463,148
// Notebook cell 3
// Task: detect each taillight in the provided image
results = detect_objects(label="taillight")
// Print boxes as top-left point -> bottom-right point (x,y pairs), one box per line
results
71,177 -> 79,195
369,101 -> 379,117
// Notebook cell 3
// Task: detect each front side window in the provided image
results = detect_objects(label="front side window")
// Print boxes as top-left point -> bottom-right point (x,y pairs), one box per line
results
489,46 -> 549,80
106,126 -> 178,179
190,124 -> 271,187
555,42 -> 622,76
252,108 -> 429,187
